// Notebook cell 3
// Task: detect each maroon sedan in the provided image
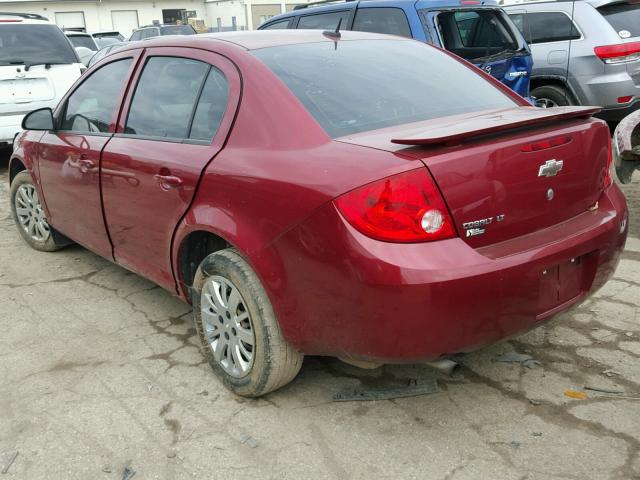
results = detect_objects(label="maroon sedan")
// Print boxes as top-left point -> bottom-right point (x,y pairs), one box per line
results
9,31 -> 628,396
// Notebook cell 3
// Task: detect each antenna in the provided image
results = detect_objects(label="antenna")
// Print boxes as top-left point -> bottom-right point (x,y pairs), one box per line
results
323,17 -> 342,39
563,0 -> 576,106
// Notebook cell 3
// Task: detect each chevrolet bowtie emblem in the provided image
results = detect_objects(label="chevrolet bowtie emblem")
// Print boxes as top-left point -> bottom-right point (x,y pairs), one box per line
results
538,159 -> 564,178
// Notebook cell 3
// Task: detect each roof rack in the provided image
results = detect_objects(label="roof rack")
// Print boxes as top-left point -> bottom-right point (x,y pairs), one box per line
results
0,12 -> 49,21
294,0 -> 356,11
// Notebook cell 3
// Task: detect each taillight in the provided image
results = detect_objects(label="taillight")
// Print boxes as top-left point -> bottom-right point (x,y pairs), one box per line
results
334,168 -> 456,243
594,41 -> 640,64
604,135 -> 613,189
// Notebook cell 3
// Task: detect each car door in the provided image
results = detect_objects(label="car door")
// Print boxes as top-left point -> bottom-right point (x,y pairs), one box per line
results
100,47 -> 240,291
36,50 -> 140,257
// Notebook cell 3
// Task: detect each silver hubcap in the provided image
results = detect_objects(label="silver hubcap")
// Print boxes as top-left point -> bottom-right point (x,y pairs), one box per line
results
536,98 -> 558,108
200,276 -> 255,378
15,184 -> 51,242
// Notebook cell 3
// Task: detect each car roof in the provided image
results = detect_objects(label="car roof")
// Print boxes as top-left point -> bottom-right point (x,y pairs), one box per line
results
121,29 -> 412,51
261,0 -> 499,25
501,0 -> 626,7
65,31 -> 93,36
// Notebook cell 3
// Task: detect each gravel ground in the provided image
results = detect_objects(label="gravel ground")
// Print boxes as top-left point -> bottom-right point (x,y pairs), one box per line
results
1,148 -> 639,480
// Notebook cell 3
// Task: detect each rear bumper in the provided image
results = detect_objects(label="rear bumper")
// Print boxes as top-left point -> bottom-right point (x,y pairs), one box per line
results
261,185 -> 628,363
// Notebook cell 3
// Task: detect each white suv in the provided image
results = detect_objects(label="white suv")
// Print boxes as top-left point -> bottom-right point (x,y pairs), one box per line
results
0,13 -> 84,147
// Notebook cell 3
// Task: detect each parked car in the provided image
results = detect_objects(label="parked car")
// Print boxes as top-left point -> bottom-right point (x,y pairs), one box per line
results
128,23 -> 196,41
95,36 -> 120,49
87,42 -> 127,67
92,30 -> 125,42
614,109 -> 640,182
259,0 -> 533,98
65,31 -> 99,51
0,13 -> 83,147
503,0 -> 640,121
9,31 -> 627,396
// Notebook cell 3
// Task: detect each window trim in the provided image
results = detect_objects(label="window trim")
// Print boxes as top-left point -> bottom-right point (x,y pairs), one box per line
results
509,10 -> 583,45
352,6 -> 412,38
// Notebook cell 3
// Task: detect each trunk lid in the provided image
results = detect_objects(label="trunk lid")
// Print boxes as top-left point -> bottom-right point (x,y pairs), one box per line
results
337,106 -> 611,248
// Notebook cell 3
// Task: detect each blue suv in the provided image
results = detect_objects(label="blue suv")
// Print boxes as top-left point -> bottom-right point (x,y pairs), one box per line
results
259,0 -> 532,97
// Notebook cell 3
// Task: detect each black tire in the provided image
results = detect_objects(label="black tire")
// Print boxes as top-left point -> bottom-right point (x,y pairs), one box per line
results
10,171 -> 69,252
531,85 -> 575,108
192,249 -> 303,397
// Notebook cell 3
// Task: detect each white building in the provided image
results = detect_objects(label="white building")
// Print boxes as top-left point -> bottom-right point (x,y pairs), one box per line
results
0,0 -> 314,37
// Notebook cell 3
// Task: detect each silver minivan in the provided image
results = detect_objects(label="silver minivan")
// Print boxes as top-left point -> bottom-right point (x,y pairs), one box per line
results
503,0 -> 640,122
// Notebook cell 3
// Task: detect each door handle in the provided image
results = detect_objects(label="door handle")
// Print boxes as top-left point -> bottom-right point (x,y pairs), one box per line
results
154,174 -> 183,191
78,158 -> 95,173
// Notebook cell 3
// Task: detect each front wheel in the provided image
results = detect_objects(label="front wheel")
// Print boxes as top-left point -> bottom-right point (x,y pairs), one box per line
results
531,85 -> 574,108
192,249 -> 303,397
10,171 -> 68,252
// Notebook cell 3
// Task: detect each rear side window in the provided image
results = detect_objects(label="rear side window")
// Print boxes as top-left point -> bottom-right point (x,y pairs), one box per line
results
0,24 -> 78,66
262,19 -> 291,29
126,57 -> 209,139
253,40 -> 515,138
189,68 -> 229,141
61,59 -> 132,133
437,10 -> 519,62
353,8 -> 411,37
298,11 -> 350,29
68,35 -> 96,50
518,12 -> 580,44
598,3 -> 640,39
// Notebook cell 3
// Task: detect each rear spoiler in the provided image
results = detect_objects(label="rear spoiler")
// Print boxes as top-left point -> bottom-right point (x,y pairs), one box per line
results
391,106 -> 601,146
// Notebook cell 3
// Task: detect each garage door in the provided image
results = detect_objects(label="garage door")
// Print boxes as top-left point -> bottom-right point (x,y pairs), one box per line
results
111,10 -> 139,37
55,11 -> 86,31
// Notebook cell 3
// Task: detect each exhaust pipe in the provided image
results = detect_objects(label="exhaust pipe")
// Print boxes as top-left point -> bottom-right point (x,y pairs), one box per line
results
424,359 -> 460,377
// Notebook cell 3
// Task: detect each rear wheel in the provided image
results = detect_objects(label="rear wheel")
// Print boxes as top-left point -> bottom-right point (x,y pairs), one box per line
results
192,249 -> 303,397
10,171 -> 68,252
531,85 -> 574,108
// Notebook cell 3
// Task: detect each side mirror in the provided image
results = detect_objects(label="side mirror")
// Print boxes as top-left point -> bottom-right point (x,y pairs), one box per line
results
613,109 -> 640,184
22,108 -> 54,131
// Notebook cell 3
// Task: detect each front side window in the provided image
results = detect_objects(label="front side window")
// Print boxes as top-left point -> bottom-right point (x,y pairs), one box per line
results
436,9 -> 519,62
0,24 -> 78,66
125,56 -> 210,139
521,12 -> 580,44
129,31 -> 141,41
297,11 -> 350,30
352,8 -> 411,37
253,40 -> 515,138
262,19 -> 291,30
60,58 -> 132,133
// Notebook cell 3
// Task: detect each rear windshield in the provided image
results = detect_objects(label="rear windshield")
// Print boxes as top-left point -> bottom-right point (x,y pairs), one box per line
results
68,35 -> 97,50
434,9 -> 520,63
253,40 -> 515,138
0,24 -> 78,66
598,2 -> 640,38
160,25 -> 196,35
